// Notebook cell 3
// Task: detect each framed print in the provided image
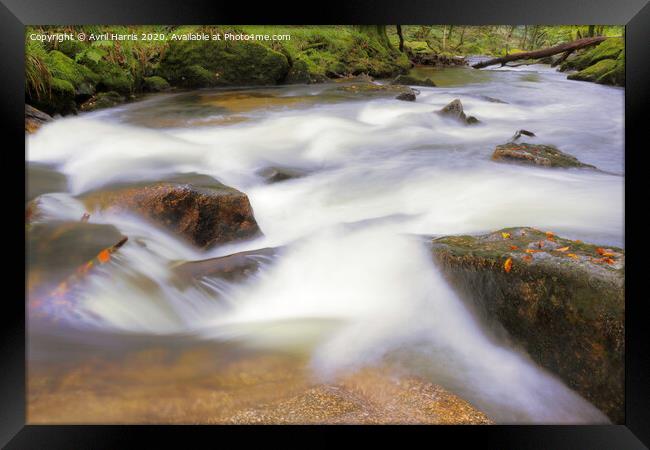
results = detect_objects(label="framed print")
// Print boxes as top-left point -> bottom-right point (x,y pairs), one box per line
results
2,0 -> 649,447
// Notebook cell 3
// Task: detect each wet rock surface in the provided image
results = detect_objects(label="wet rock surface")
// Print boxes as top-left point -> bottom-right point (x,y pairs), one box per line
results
25,105 -> 53,134
256,166 -> 308,184
82,180 -> 261,250
174,247 -> 277,283
437,99 -> 480,125
492,142 -> 595,168
391,74 -> 437,87
430,227 -> 624,422
395,90 -> 417,101
27,221 -> 125,296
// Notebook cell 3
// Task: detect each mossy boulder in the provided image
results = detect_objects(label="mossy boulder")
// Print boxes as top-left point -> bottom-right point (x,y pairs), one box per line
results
568,55 -> 624,87
46,50 -> 99,98
334,81 -> 413,98
81,180 -> 262,250
158,40 -> 290,87
75,53 -> 135,95
391,74 -> 436,87
492,142 -> 595,168
431,227 -> 624,422
55,39 -> 87,59
79,91 -> 125,112
560,38 -> 624,73
142,76 -> 171,92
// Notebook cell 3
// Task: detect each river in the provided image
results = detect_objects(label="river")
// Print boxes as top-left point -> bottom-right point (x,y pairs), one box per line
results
26,63 -> 623,424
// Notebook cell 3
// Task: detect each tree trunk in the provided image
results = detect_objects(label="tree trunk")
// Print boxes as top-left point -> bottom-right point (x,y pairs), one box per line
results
396,25 -> 404,52
472,36 -> 608,69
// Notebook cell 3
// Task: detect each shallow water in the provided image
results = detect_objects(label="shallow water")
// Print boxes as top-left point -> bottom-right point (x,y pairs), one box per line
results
26,64 -> 623,423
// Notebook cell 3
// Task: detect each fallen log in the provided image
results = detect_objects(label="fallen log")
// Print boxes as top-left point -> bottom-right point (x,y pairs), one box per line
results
472,36 -> 609,69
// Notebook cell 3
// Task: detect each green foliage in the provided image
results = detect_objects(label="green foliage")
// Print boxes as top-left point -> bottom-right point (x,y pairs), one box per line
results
25,39 -> 51,100
561,38 -> 624,72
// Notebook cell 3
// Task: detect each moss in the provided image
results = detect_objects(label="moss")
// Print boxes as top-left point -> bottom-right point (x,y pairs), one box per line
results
560,38 -> 624,72
568,59 -> 617,84
492,143 -> 595,168
158,37 -> 289,87
46,50 -> 99,97
55,39 -> 87,58
391,74 -> 436,87
33,78 -> 76,115
142,76 -> 170,92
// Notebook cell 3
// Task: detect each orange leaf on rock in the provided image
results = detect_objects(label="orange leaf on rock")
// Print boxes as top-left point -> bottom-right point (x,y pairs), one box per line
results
566,253 -> 579,260
522,255 -> 533,262
501,232 -> 511,239
510,245 -> 519,250
524,249 -> 541,254
555,246 -> 570,252
98,249 -> 111,264
504,257 -> 512,273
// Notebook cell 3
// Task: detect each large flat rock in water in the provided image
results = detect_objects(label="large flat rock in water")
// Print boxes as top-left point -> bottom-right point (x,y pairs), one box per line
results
82,179 -> 261,250
430,227 -> 624,422
492,143 -> 595,168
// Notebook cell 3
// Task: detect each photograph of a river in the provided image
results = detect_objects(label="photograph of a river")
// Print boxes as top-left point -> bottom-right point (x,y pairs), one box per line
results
26,63 -> 623,424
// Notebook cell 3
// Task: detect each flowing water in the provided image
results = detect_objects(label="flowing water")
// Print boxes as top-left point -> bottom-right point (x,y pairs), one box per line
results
26,64 -> 623,424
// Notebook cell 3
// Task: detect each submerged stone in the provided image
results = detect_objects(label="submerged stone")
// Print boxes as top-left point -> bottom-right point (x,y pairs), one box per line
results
430,227 -> 624,422
391,74 -> 436,87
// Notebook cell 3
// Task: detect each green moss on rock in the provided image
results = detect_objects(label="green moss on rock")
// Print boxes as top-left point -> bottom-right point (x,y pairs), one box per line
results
46,50 -> 99,97
431,227 -> 624,422
79,91 -> 125,112
158,39 -> 289,87
561,38 -> 624,72
492,142 -> 595,168
142,75 -> 170,92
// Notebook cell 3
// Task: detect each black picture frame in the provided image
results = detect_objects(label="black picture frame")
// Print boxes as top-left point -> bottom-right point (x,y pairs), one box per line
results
3,0 -> 649,447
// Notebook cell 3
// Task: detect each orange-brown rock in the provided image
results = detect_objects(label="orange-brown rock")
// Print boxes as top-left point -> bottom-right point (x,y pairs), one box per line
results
83,182 -> 261,249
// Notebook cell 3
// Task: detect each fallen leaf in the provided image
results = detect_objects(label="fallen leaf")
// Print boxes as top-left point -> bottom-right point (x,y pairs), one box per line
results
504,257 -> 512,273
566,253 -> 579,260
596,248 -> 615,257
97,249 -> 111,264
525,249 -> 541,254
522,255 -> 533,262
501,232 -> 511,239
574,240 -> 583,244
510,245 -> 519,250
555,246 -> 570,252
545,231 -> 555,241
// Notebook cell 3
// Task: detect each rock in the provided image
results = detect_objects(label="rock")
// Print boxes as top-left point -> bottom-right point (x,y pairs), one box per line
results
25,105 -> 53,134
437,99 -> 480,125
395,90 -> 417,101
257,166 -> 307,184
27,221 -> 125,296
568,56 -> 624,87
335,81 -> 413,98
142,76 -> 171,92
26,163 -> 68,202
479,95 -> 508,104
391,74 -> 436,87
174,247 -> 277,283
492,142 -> 595,168
431,227 -> 624,422
82,181 -> 261,250
80,91 -> 126,112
